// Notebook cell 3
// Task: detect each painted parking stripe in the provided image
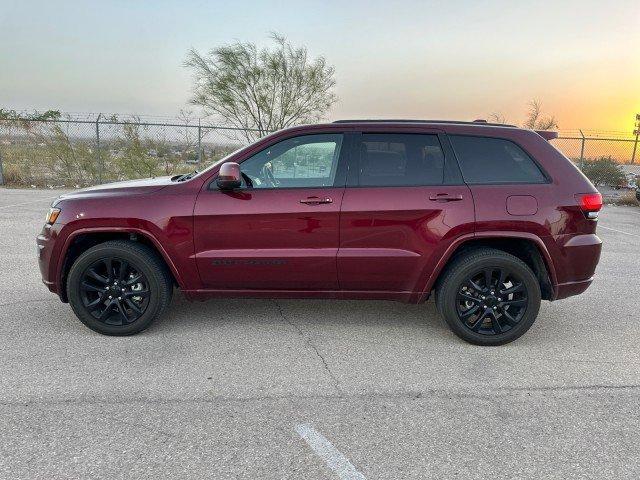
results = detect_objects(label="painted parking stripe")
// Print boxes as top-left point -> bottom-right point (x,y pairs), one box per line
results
296,424 -> 367,480
598,225 -> 640,238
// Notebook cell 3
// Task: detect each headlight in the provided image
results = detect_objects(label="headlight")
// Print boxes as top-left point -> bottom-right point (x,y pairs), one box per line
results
45,207 -> 61,225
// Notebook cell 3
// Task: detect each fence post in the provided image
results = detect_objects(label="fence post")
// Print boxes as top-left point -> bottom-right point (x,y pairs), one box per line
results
0,149 -> 4,186
197,119 -> 202,165
95,114 -> 103,183
579,129 -> 586,170
631,131 -> 639,165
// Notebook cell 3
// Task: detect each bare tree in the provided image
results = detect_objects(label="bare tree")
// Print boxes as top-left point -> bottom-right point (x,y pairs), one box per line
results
488,99 -> 558,130
523,99 -> 557,130
184,34 -> 337,142
489,112 -> 508,124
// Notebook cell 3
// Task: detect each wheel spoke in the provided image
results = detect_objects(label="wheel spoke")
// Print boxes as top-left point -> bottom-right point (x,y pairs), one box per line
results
483,269 -> 493,289
98,300 -> 114,321
81,281 -> 105,293
471,309 -> 490,332
124,274 -> 143,286
500,283 -> 524,295
117,260 -> 129,281
458,293 -> 481,304
467,278 -> 485,293
114,300 -> 130,325
502,310 -> 519,326
501,298 -> 527,307
124,298 -> 142,314
105,258 -> 114,282
492,314 -> 503,334
460,305 -> 480,319
86,268 -> 108,285
85,295 -> 104,309
125,289 -> 149,298
497,269 -> 507,288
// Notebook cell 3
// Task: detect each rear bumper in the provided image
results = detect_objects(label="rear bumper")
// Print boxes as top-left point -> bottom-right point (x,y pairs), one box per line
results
554,278 -> 593,300
550,233 -> 602,300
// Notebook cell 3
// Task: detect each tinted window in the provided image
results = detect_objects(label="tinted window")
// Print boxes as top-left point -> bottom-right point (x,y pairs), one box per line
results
449,136 -> 546,184
358,134 -> 444,186
241,134 -> 343,188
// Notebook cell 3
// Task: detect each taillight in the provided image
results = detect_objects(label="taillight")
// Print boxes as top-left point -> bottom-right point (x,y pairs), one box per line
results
575,193 -> 602,219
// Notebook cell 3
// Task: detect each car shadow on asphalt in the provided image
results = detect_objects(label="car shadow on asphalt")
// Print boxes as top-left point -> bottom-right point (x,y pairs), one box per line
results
149,290 -> 451,336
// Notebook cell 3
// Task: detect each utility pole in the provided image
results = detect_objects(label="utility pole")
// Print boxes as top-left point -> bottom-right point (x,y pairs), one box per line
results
579,130 -> 585,170
632,113 -> 640,164
96,113 -> 103,183
197,118 -> 202,165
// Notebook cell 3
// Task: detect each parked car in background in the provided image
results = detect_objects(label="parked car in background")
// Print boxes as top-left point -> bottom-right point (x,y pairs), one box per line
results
37,120 -> 603,345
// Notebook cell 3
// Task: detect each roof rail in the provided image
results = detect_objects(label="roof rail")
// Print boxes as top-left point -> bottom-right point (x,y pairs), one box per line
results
332,119 -> 518,127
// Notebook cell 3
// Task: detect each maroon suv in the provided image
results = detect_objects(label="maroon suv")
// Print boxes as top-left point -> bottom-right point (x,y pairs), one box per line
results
37,120 -> 603,345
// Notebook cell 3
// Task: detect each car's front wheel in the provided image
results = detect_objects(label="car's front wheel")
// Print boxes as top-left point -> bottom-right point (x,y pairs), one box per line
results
67,240 -> 173,335
436,248 -> 541,346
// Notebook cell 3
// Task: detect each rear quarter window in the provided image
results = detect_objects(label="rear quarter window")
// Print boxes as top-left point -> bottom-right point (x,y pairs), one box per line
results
449,135 -> 547,184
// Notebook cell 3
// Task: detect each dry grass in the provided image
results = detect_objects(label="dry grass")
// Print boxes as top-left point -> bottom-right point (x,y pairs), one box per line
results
604,190 -> 639,206
1,163 -> 26,186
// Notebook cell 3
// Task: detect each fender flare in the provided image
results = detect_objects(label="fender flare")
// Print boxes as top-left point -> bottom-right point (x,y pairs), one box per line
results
56,226 -> 186,291
417,231 -> 558,302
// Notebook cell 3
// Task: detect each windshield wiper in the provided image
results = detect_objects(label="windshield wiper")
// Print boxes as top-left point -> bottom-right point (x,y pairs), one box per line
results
173,170 -> 198,182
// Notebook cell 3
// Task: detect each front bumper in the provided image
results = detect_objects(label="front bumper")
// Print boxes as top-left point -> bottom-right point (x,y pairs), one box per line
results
36,223 -> 62,296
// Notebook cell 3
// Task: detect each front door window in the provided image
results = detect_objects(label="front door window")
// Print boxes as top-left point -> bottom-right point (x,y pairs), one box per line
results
240,134 -> 343,189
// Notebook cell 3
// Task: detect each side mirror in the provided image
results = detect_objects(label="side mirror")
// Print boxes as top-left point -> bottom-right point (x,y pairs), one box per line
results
217,162 -> 242,190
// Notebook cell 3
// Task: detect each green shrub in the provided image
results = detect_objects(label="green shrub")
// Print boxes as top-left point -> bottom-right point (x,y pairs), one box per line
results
580,156 -> 626,187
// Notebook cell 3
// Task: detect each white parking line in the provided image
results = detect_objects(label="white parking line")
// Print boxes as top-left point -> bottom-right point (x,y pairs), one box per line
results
599,225 -> 640,238
295,424 -> 367,480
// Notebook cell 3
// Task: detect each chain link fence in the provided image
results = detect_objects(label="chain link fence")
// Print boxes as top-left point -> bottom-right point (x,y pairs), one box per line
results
0,115 -> 262,188
0,117 -> 638,196
551,130 -> 639,203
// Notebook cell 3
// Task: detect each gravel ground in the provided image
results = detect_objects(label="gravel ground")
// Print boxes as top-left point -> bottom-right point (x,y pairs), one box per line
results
1,187 -> 639,479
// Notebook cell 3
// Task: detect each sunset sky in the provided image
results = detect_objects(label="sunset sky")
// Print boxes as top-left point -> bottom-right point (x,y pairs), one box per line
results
1,0 -> 638,132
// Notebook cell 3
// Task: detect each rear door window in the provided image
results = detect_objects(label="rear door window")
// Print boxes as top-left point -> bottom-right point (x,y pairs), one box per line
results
449,135 -> 547,184
357,134 -> 445,186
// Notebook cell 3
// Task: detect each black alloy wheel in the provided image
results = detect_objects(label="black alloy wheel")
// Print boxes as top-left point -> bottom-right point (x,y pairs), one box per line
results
436,248 -> 542,346
79,257 -> 150,326
67,240 -> 173,335
455,267 -> 528,336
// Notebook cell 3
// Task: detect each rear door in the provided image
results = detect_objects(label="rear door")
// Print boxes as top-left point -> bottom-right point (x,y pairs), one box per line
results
193,133 -> 348,290
338,131 -> 475,293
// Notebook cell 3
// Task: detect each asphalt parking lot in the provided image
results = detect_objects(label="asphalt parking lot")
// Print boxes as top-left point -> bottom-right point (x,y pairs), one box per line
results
1,187 -> 639,479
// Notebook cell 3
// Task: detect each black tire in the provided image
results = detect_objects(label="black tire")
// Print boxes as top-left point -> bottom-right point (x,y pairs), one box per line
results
436,248 -> 541,346
67,240 -> 173,335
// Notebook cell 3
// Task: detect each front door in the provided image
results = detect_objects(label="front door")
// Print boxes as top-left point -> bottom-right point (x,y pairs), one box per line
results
338,132 -> 475,292
194,133 -> 347,290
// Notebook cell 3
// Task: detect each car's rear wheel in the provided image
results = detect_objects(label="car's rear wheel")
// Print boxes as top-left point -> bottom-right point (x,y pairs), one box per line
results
67,240 -> 173,335
436,248 -> 541,346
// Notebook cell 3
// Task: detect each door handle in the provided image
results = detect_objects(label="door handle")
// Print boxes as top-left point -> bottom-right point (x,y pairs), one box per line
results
429,193 -> 464,202
300,196 -> 333,205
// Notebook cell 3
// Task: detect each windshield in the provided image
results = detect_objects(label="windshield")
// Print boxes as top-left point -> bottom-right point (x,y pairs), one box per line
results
192,145 -> 248,178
